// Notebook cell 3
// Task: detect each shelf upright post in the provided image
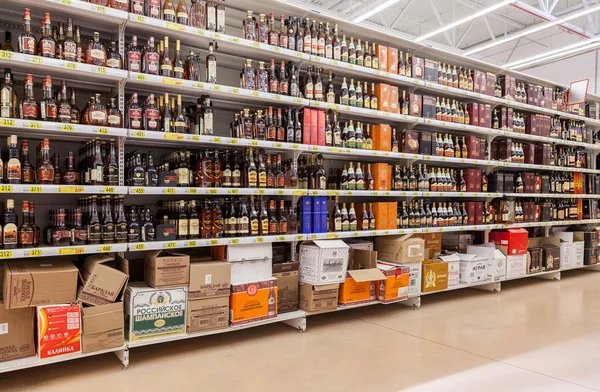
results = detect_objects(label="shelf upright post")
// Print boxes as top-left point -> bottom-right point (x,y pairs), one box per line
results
113,347 -> 129,370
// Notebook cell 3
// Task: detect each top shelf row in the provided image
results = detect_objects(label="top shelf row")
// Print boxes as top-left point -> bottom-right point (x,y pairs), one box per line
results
2,0 -> 599,126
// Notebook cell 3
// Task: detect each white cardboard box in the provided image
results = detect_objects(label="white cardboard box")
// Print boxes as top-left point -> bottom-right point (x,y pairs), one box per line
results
384,261 -> 421,297
227,243 -> 273,285
506,255 -> 527,279
573,242 -> 584,268
559,242 -> 573,270
467,245 -> 506,282
299,240 -> 349,285
438,254 -> 460,287
554,232 -> 585,269
458,254 -> 488,284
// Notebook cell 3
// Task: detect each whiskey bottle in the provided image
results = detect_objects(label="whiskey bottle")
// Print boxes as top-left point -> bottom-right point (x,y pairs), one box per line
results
86,32 -> 107,66
40,76 -> 57,122
101,196 -> 115,244
0,69 -> 15,118
18,8 -> 37,55
107,42 -> 123,69
57,81 -> 72,123
107,98 -> 123,128
20,140 -> 34,184
62,18 -> 77,62
163,0 -> 176,22
176,0 -> 189,25
38,13 -> 56,58
206,0 -> 217,31
174,95 -> 187,133
173,40 -> 184,79
127,204 -> 141,243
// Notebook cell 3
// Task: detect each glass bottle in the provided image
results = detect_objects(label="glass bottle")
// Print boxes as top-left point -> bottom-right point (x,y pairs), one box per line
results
18,8 -> 37,55
206,0 -> 217,31
160,36 -> 173,77
206,41 -> 217,83
216,0 -> 225,33
176,0 -> 189,25
86,32 -> 107,66
190,0 -> 206,28
143,36 -> 160,75
38,13 -> 56,58
63,18 -> 77,62
40,76 -> 57,122
146,0 -> 161,19
162,0 -> 177,22
19,201 -> 34,248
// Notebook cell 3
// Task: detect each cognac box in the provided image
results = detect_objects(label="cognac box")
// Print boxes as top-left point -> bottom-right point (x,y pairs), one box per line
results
424,59 -> 438,82
422,95 -> 436,119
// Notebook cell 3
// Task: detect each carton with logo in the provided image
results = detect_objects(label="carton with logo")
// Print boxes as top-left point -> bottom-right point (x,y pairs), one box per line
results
457,254 -> 489,284
437,254 -> 460,287
415,233 -> 442,259
229,278 -> 277,326
555,232 -> 585,269
299,283 -> 339,313
421,259 -> 448,293
37,303 -> 82,359
338,250 -> 385,306
187,296 -> 229,333
227,243 -> 273,285
124,283 -> 186,342
299,240 -> 349,285
82,301 -> 124,353
376,262 -> 409,303
489,229 -> 528,255
467,245 -> 507,282
144,250 -> 190,288
375,234 -> 425,263
78,254 -> 129,306
0,303 -> 35,362
272,262 -> 299,313
4,260 -> 78,309
188,261 -> 231,300
528,237 -> 560,271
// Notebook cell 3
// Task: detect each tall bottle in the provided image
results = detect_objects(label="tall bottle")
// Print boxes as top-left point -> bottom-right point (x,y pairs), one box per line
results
206,41 -> 217,83
18,8 -> 37,55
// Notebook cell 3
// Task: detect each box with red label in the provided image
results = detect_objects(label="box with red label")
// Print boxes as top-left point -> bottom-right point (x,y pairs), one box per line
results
485,72 -> 496,96
500,107 -> 513,131
467,103 -> 479,126
465,169 -> 482,192
37,303 -> 82,359
523,202 -> 536,222
523,143 -> 535,164
310,109 -> 318,146
489,228 -> 529,255
316,109 -> 326,146
478,104 -> 491,128
229,278 -> 277,326
303,108 -> 312,144
464,136 -> 480,160
525,115 -> 538,135
376,262 -> 409,303
464,202 -> 483,225
535,144 -> 551,165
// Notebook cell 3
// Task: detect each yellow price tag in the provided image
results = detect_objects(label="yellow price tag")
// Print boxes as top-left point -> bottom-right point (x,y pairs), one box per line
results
95,5 -> 107,12
229,238 -> 239,244
65,62 -> 77,70
133,130 -> 146,137
255,237 -> 265,243
352,232 -> 359,237
229,138 -> 238,144
207,188 -> 218,194
133,187 -> 145,194
58,186 -> 84,193
0,185 -> 13,192
250,140 -> 258,146
165,188 -> 176,194
257,189 -> 265,195
231,88 -> 240,94
135,73 -> 147,81
134,243 -> 145,251
210,239 -> 219,245
0,250 -> 12,258
29,186 -> 42,193
272,47 -> 280,53
134,15 -> 146,23
214,33 -> 222,39
29,249 -> 42,257
187,241 -> 197,247
250,91 -> 259,97
187,188 -> 198,194
276,190 -> 284,195
100,245 -> 112,252
213,137 -> 222,143
97,127 -> 109,134
59,247 -> 84,255
326,233 -> 339,239
0,118 -> 14,127
103,187 -> 115,193
232,37 -> 240,43
296,235 -> 304,241
212,85 -> 221,92
229,189 -> 239,194
273,95 -> 281,101
293,190 -> 305,196
166,242 -> 176,249
95,66 -> 108,75
30,56 -> 44,65
190,135 -> 200,141
27,121 -> 41,129
61,124 -> 75,131
275,143 -> 282,148
252,42 -> 260,48
0,51 -> 13,59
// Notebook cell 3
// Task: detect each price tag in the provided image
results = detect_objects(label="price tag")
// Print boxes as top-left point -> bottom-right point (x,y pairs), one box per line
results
194,82 -> 205,89
59,247 -> 84,255
29,186 -> 42,193
229,138 -> 238,144
134,15 -> 146,23
165,242 -> 176,249
95,5 -> 107,13
210,239 -> 219,245
214,33 -> 222,39
292,144 -> 300,149
65,62 -> 77,70
229,189 -> 239,194
58,186 -> 84,193
255,237 -> 265,243
309,234 -> 318,240
0,185 -> 13,192
249,140 -> 258,146
250,91 -> 259,97
0,250 -> 12,258
103,187 -> 115,193
213,137 -> 222,143
207,188 -> 218,194
229,238 -> 240,244
190,135 -> 200,141
61,124 -> 75,131
0,118 -> 15,127
272,47 -> 280,53
166,22 -> 185,31
95,66 -> 108,75
352,232 -> 359,237
135,73 -> 147,81
133,187 -> 145,194
274,143 -> 282,148
295,98 -> 303,104
187,188 -> 198,194
187,241 -> 197,247
257,189 -> 266,195
296,52 -> 303,58
29,249 -> 42,257
231,88 -> 240,94
277,236 -> 285,241
133,130 -> 146,137
212,85 -> 222,92
326,233 -> 339,239
30,56 -> 44,65
133,243 -> 145,251
96,127 -> 109,134
251,42 -> 260,48
273,95 -> 281,101
293,190 -> 305,196
194,28 -> 205,36
0,51 -> 13,59
27,121 -> 42,129
275,190 -> 284,195
165,188 -> 176,194
100,245 -> 112,252
163,133 -> 183,140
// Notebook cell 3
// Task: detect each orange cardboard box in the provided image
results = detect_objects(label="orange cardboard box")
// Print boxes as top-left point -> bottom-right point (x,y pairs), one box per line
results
372,163 -> 391,191
374,83 -> 390,112
229,278 -> 277,326
374,202 -> 389,230
37,303 -> 81,359
377,44 -> 388,72
387,47 -> 398,74
415,233 -> 443,258
339,250 -> 385,306
390,86 -> 399,113
376,263 -> 410,303
387,202 -> 398,229
372,124 -> 392,151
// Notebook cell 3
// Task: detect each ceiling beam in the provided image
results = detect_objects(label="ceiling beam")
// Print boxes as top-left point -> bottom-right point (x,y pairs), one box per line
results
538,0 -> 548,12
455,0 -> 525,29
510,1 -> 591,38
548,0 -> 559,13
456,18 -> 476,47
390,0 -> 414,29
428,0 -> 454,46
483,15 -> 496,41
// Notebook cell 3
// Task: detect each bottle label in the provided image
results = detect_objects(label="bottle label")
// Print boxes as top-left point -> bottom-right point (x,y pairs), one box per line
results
238,216 -> 249,235
177,12 -> 188,19
132,0 -> 143,13
204,112 -> 213,134
178,219 -> 188,236
145,108 -> 159,129
269,79 -> 278,93
41,40 -> 56,57
232,169 -> 241,187
314,82 -> 323,100
146,53 -> 159,74
207,7 -> 216,29
259,171 -> 267,187
43,103 -> 58,120
277,175 -> 285,188
3,223 -> 16,245
128,228 -> 140,243
129,108 -> 142,128
21,37 -> 36,54
102,223 -> 115,241
334,217 -> 342,231
178,168 -> 190,185
91,110 -> 107,122
174,65 -> 184,75
261,219 -> 269,235
37,167 -> 54,182
107,114 -> 120,127
163,9 -> 176,16
63,42 -> 77,61
160,64 -> 173,72
326,44 -> 333,59
305,82 -> 313,99
18,230 -> 33,246
59,106 -> 71,122
7,159 -> 21,181
107,58 -> 120,69
89,49 -> 106,63
279,80 -> 288,95
269,221 -> 278,234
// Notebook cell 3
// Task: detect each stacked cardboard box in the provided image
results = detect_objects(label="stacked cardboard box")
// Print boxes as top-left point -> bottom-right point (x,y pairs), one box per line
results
187,259 -> 231,333
375,234 -> 425,296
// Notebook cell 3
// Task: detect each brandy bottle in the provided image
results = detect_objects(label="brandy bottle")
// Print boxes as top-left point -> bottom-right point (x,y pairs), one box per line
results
190,0 -> 206,28
176,0 -> 189,25
160,36 -> 173,77
173,40 -> 184,79
18,8 -> 37,55
206,41 -> 217,83
162,0 -> 177,22
38,13 -> 56,58
143,36 -> 160,75
86,32 -> 107,66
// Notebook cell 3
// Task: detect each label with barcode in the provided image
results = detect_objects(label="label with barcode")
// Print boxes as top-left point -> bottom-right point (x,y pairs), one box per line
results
0,323 -> 7,335
409,279 -> 416,286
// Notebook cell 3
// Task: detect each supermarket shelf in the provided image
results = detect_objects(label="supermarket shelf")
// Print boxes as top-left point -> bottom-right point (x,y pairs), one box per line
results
126,234 -> 304,252
127,73 -> 309,107
4,0 -> 128,26
307,189 -> 418,197
0,184 -> 127,194
506,219 -> 600,228
421,224 -> 504,233
0,51 -> 127,83
0,345 -> 126,374
505,193 -> 600,199
305,301 -> 381,315
126,310 -> 307,349
126,129 -> 307,151
0,118 -> 127,140
306,229 -> 421,241
129,186 -> 306,196
421,279 -> 498,296
502,269 -> 561,283
500,161 -> 600,174
310,101 -> 422,125
2,243 -> 127,260
421,191 -> 501,198
422,155 -> 496,167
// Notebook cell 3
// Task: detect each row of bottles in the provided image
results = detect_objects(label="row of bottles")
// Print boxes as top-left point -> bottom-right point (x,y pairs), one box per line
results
396,201 -> 475,228
434,97 -> 471,124
124,0 -> 225,32
437,64 -> 474,91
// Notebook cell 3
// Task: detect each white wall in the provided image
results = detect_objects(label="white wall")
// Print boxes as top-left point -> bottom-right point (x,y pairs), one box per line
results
524,51 -> 599,94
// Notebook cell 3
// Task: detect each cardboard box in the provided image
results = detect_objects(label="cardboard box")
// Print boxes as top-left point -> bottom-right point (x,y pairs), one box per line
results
421,259 -> 448,293
442,233 -> 473,253
390,262 -> 422,297
389,86 -> 399,113
299,240 -> 349,285
489,229 -> 528,255
272,262 -> 299,313
78,255 -> 129,306
144,250 -> 190,288
82,301 -> 124,353
227,243 -> 273,285
375,83 -> 390,112
415,233 -> 442,259
376,44 -> 388,72
438,254 -> 460,287
375,234 -> 425,263
458,254 -> 488,284
317,109 -> 326,146
506,254 -> 527,279
372,124 -> 392,152
299,283 -> 339,312
37,303 -> 82,359
555,232 -> 585,269
584,248 -> 598,265
230,278 -> 277,325
0,304 -> 35,362
4,260 -> 78,309
387,47 -> 398,74
124,283 -> 186,342
303,107 -> 312,144
424,59 -> 438,82
188,261 -> 231,300
339,250 -> 385,306
115,255 -> 144,282
376,263 -> 409,303
187,296 -> 228,333
467,245 -> 506,282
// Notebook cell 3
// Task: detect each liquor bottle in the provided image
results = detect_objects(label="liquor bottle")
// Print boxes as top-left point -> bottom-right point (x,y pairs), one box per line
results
163,0 -> 176,22
206,41 -> 217,83
0,70 -> 15,118
160,36 -> 173,77
127,204 -> 141,243
215,0 -> 225,33
146,0 -> 161,19
206,0 -> 217,31
143,36 -> 160,74
18,201 -> 34,247
6,135 -> 20,184
176,0 -> 189,25
107,98 -> 122,128
38,13 -> 56,58
162,93 -> 172,132
172,40 -> 184,79
341,203 -> 349,231
86,32 -> 107,66
18,9 -> 37,55
3,199 -> 17,249
356,39 -> 363,66
40,76 -> 57,122
106,42 -> 123,69
348,37 -> 355,64
190,0 -> 206,28
174,95 -> 187,133
128,93 -> 143,129
101,197 -> 115,244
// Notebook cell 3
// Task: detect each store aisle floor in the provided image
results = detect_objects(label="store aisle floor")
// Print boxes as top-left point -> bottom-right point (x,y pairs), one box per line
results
4,269 -> 600,392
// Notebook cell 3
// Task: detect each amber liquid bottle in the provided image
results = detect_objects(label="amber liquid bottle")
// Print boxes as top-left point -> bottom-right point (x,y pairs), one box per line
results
173,40 -> 184,79
18,8 -> 37,55
3,200 -> 18,249
163,0 -> 177,22
160,36 -> 173,77
176,0 -> 189,25
190,0 -> 206,28
85,32 -> 107,66
38,13 -> 56,58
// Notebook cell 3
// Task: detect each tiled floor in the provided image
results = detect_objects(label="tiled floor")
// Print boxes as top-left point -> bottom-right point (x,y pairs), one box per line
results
4,269 -> 600,392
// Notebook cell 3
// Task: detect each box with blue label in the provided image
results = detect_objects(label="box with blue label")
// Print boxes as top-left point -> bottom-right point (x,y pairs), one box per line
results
299,197 -> 312,234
